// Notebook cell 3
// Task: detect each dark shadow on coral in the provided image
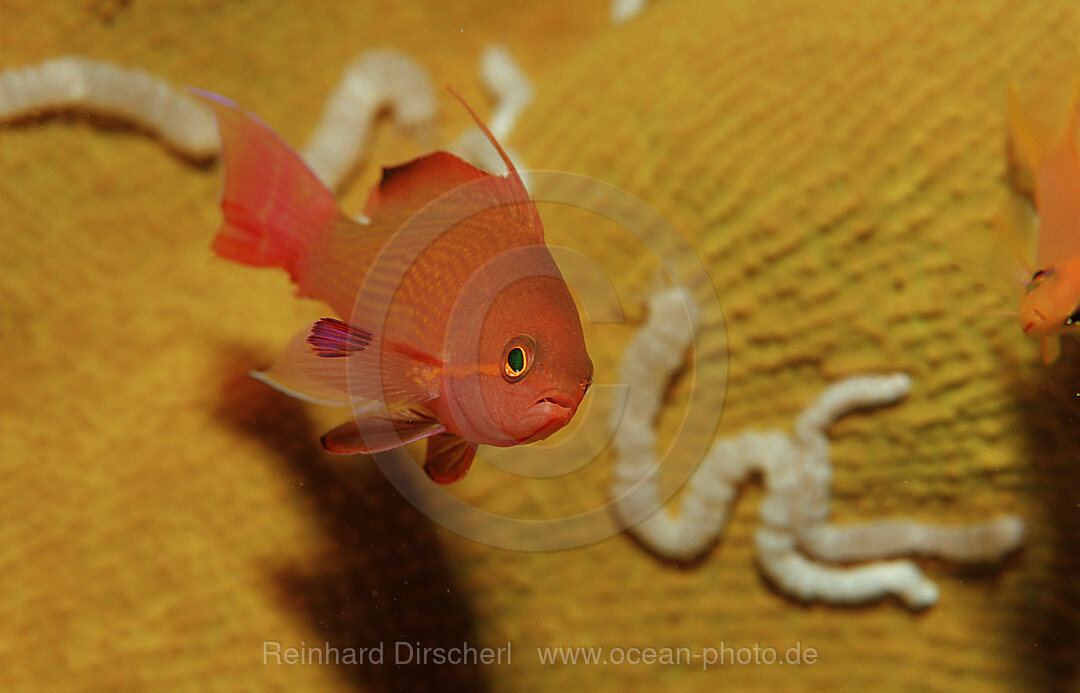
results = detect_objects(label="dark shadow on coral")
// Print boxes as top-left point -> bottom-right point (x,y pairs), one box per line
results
216,348 -> 490,693
1009,342 -> 1080,692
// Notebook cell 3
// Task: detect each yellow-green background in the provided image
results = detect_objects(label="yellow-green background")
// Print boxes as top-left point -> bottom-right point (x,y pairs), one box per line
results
2,1 -> 1078,691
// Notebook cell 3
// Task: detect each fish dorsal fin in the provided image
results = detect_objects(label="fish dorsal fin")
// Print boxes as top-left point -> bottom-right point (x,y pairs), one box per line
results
1008,68 -> 1080,176
360,92 -> 541,244
1033,72 -> 1080,268
447,86 -> 529,198
363,151 -> 490,220
424,432 -> 477,484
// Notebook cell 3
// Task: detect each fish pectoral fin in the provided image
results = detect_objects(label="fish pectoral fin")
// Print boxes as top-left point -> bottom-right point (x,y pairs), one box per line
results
302,318 -> 442,409
321,409 -> 445,455
307,318 -> 373,356
254,328 -> 351,406
423,433 -> 477,484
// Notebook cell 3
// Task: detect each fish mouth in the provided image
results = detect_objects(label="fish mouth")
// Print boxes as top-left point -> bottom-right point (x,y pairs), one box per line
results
537,392 -> 576,410
517,391 -> 579,443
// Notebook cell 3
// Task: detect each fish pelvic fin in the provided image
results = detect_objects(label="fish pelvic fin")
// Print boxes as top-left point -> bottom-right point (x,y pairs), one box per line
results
424,432 -> 477,484
321,408 -> 445,455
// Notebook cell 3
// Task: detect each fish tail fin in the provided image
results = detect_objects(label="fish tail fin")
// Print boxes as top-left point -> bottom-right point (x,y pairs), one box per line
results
193,89 -> 341,280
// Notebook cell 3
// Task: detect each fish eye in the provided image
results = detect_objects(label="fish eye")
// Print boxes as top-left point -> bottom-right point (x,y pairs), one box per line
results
502,336 -> 535,382
1065,308 -> 1080,327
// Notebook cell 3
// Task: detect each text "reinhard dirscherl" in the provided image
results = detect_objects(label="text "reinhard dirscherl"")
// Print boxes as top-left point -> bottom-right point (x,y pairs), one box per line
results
263,640 -> 512,665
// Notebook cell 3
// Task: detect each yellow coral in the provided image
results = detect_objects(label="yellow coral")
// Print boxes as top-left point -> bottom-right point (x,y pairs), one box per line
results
2,1 -> 1079,692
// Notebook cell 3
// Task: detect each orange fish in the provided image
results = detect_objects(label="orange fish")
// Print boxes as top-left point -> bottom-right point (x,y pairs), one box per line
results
198,90 -> 593,482
1007,69 -> 1080,364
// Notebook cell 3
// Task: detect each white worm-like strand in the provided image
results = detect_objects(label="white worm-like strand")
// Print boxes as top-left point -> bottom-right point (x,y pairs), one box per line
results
797,516 -> 1026,563
301,51 -> 438,191
795,373 -> 912,442
477,45 -> 533,142
756,528 -> 941,609
611,0 -> 649,24
611,287 -> 1025,608
450,45 -> 533,185
0,56 -> 218,159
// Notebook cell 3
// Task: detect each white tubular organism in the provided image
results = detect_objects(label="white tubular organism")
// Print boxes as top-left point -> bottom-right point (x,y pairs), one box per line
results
301,51 -> 437,191
450,45 -> 533,184
611,288 -> 1025,610
0,56 -> 218,159
611,0 -> 649,24
476,44 -> 533,143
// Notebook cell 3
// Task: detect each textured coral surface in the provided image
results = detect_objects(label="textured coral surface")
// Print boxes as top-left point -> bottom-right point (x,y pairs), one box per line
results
2,1 -> 1078,691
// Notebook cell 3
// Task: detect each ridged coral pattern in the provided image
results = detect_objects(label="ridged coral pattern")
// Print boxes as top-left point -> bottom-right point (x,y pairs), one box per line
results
1,1 -> 1077,691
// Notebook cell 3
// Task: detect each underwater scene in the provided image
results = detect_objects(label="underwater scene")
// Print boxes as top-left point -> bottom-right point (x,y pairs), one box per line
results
2,1 -> 1078,691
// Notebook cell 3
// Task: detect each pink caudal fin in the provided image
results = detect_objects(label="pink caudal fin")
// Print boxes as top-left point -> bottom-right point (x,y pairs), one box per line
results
191,89 -> 341,281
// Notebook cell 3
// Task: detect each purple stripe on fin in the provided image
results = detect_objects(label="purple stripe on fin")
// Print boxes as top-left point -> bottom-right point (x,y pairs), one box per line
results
307,318 -> 373,358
